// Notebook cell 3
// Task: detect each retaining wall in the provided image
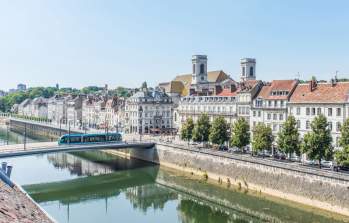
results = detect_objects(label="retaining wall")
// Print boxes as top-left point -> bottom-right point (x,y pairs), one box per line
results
118,143 -> 349,216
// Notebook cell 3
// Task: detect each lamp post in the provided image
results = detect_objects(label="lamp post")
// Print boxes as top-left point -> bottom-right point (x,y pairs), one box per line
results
68,121 -> 71,145
23,123 -> 27,150
6,123 -> 9,145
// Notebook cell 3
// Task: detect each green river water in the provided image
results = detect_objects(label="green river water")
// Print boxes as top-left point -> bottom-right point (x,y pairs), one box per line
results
0,127 -> 348,223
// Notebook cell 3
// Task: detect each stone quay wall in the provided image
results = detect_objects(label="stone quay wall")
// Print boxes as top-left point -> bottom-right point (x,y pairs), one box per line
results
9,119 -> 82,141
119,142 -> 349,216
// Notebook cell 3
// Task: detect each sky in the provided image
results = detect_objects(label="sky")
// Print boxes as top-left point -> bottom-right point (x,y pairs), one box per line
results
0,0 -> 349,91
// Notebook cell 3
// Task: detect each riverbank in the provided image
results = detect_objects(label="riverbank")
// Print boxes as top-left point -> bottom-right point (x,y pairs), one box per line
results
0,179 -> 55,223
105,141 -> 349,217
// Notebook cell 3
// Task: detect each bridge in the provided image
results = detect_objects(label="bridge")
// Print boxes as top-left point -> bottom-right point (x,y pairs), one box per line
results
0,141 -> 155,158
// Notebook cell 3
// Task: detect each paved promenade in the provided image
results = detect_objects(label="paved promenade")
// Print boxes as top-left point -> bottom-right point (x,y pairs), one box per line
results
0,180 -> 54,223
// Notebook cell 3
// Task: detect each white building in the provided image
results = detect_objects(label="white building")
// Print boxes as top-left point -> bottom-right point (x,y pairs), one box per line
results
250,80 -> 298,135
66,95 -> 84,127
289,79 -> 349,148
18,99 -> 32,116
47,95 -> 70,124
31,97 -> 48,118
125,88 -> 174,134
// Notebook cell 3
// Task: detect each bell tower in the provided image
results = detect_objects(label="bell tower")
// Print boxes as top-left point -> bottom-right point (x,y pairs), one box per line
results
192,55 -> 208,84
240,58 -> 256,81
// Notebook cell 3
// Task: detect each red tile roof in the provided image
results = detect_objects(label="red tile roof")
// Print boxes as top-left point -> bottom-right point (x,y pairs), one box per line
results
216,88 -> 237,96
290,82 -> 349,103
257,80 -> 298,100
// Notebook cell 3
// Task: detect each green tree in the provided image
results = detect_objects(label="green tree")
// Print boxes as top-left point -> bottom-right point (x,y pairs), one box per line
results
209,116 -> 229,146
192,113 -> 211,143
180,117 -> 194,144
81,86 -> 102,95
252,123 -> 273,156
301,114 -> 333,168
335,118 -> 349,167
277,115 -> 301,158
230,117 -> 250,151
115,86 -> 131,97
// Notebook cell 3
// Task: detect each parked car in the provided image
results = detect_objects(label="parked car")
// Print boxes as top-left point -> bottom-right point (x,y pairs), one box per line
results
257,150 -> 273,157
218,145 -> 228,151
303,160 -> 316,165
274,152 -> 286,160
321,161 -> 333,168
290,155 -> 301,162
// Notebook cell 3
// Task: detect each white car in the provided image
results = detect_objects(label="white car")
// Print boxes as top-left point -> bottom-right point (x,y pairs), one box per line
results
321,161 -> 333,168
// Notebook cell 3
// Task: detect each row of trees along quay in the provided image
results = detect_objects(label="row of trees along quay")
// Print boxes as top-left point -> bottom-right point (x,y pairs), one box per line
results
180,113 -> 349,169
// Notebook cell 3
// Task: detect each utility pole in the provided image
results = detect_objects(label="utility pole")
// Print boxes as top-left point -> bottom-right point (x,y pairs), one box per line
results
24,123 -> 27,150
68,121 -> 71,145
59,118 -> 62,136
6,123 -> 9,145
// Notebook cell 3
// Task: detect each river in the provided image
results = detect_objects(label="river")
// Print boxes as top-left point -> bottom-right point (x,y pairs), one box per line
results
0,127 -> 348,223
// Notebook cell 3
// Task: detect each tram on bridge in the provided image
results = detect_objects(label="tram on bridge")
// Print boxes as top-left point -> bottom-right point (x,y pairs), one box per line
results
58,133 -> 122,145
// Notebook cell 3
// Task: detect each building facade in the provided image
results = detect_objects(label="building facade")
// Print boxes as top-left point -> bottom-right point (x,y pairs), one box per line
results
289,80 -> 349,148
125,88 -> 174,134
250,80 -> 298,135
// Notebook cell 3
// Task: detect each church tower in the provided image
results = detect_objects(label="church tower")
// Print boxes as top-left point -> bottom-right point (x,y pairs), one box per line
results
240,58 -> 256,81
192,55 -> 208,84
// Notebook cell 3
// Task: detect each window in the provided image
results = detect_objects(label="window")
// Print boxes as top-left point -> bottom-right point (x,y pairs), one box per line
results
273,124 -> 277,131
328,122 -> 332,131
253,121 -> 256,127
273,113 -> 277,120
337,108 -> 341,116
258,111 -> 261,117
279,114 -> 283,120
242,67 -> 246,76
200,64 -> 205,74
253,111 -> 256,117
267,113 -> 271,120
249,67 -> 254,77
317,108 -> 321,115
312,108 -> 316,116
337,122 -> 341,132
193,64 -> 195,73
280,101 -> 284,107
268,101 -> 272,107
306,121 -> 310,129
328,108 -> 332,116
306,107 -> 310,115
297,120 -> 301,129
297,107 -> 301,115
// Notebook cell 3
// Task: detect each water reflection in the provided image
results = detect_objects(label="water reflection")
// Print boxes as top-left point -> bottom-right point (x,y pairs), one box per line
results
19,151 -> 348,223
0,125 -> 47,145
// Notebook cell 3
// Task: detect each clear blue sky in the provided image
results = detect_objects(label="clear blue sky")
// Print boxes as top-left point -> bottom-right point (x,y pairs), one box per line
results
1,0 -> 349,90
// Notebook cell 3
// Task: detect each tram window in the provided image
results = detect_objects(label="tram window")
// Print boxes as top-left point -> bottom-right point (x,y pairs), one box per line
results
60,136 -> 68,143
69,136 -> 82,143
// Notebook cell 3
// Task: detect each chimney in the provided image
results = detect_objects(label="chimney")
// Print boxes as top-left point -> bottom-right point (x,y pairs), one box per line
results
309,78 -> 317,92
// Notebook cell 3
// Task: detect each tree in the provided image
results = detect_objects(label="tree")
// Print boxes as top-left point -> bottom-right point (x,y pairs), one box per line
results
230,117 -> 250,151
301,114 -> 333,168
252,123 -> 273,156
209,116 -> 229,146
277,115 -> 301,158
335,118 -> 349,167
180,117 -> 194,144
192,113 -> 211,143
